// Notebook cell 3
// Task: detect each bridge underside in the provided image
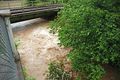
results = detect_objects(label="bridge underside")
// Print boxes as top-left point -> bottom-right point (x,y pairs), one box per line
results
10,10 -> 59,23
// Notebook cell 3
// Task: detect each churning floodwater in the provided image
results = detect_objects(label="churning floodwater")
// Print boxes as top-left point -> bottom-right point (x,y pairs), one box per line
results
12,18 -> 70,80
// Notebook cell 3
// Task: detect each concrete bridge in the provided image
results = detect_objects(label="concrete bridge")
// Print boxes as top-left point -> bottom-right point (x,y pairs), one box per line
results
0,1 -> 63,23
9,4 -> 63,23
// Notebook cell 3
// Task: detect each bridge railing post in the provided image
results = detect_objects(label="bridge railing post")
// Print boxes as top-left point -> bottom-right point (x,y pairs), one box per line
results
31,1 -> 34,7
8,1 -> 10,9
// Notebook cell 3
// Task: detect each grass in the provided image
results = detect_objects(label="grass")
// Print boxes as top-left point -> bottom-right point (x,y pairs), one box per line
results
23,67 -> 36,80
14,38 -> 21,49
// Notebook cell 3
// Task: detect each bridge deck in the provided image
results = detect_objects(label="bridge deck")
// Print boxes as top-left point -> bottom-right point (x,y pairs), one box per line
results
10,4 -> 63,16
9,4 -> 63,23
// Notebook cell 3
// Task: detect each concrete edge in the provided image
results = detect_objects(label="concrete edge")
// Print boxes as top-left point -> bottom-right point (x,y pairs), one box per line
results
0,10 -> 11,17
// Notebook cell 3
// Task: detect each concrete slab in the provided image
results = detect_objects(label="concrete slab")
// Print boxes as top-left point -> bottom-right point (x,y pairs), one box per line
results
0,10 -> 10,16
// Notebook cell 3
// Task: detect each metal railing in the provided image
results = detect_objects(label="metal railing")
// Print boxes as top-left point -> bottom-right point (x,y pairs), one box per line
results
0,1 -> 52,9
0,1 -> 22,9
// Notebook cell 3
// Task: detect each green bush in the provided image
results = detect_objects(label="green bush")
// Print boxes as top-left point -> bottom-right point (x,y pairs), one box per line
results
112,58 -> 120,71
76,76 -> 81,80
23,68 -> 36,80
51,0 -> 120,80
46,62 -> 71,80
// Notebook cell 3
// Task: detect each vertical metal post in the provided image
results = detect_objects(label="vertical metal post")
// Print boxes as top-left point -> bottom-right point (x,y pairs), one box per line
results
8,1 -> 10,9
21,0 -> 24,15
32,1 -> 33,7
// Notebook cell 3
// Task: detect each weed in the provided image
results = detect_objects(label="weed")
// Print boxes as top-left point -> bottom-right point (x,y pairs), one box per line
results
23,67 -> 36,80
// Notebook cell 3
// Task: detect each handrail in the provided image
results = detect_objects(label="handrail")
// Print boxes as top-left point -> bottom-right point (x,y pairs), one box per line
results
0,1 -> 52,10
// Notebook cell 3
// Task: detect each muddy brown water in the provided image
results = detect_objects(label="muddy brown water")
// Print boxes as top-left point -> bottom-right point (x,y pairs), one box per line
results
13,19 -> 70,80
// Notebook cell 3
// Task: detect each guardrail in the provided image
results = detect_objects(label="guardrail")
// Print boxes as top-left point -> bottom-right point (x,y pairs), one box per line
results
0,1 -> 52,9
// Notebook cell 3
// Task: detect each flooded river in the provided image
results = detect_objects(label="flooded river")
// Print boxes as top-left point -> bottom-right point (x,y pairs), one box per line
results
12,18 -> 70,80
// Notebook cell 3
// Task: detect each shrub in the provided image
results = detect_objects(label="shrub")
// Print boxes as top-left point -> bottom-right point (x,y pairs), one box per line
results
76,76 -> 81,80
51,0 -> 120,80
23,68 -> 36,80
111,58 -> 120,71
46,61 -> 71,80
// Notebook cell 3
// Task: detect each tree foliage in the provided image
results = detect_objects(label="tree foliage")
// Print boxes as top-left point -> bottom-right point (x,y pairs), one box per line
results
51,0 -> 120,80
